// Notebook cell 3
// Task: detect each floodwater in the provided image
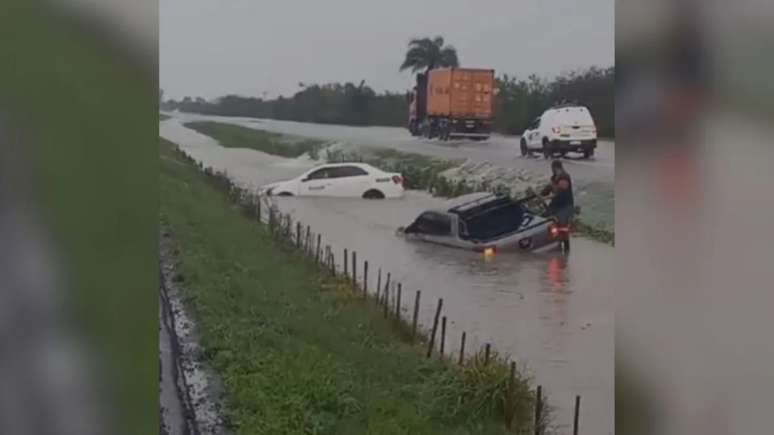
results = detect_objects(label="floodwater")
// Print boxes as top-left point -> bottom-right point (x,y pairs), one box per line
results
161,118 -> 614,434
168,112 -> 614,184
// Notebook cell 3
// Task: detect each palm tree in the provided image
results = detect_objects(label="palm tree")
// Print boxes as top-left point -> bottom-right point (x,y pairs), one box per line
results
399,36 -> 459,73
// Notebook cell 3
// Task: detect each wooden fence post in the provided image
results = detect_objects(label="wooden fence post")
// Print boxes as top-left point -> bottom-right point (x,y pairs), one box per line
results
383,286 -> 390,317
426,298 -> 443,358
395,283 -> 402,320
344,249 -> 348,277
534,385 -> 543,435
316,234 -> 321,264
506,361 -> 517,429
352,251 -> 357,288
376,269 -> 382,302
383,273 -> 391,306
573,395 -> 581,435
411,290 -> 421,342
440,316 -> 446,356
363,261 -> 369,296
458,332 -> 466,365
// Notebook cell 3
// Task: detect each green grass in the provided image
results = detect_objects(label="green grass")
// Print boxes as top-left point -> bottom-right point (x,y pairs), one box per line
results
160,113 -> 171,121
160,138 -> 538,435
184,121 -> 326,158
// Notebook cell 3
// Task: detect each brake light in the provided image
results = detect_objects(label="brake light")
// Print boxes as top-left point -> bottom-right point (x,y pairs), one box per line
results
549,224 -> 570,239
552,127 -> 561,134
392,175 -> 403,185
483,247 -> 496,257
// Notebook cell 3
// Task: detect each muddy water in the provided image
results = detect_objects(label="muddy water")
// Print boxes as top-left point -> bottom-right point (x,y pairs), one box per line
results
161,119 -> 613,434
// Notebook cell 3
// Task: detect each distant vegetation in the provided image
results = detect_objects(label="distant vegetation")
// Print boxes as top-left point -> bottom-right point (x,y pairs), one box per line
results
162,35 -> 613,137
160,113 -> 170,121
184,121 -> 326,158
400,36 -> 459,73
164,67 -> 613,137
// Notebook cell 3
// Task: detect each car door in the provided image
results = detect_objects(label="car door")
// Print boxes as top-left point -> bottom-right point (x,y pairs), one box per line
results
300,167 -> 333,196
420,212 -> 453,244
327,165 -> 371,197
526,117 -> 541,148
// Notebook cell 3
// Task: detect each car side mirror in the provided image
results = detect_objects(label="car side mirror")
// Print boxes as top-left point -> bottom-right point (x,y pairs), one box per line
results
300,177 -> 309,183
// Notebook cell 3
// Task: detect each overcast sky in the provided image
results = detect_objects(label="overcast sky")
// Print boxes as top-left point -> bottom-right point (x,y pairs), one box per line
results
160,0 -> 614,100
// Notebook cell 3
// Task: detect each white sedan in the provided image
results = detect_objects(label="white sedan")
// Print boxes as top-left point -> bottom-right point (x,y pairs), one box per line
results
260,163 -> 405,199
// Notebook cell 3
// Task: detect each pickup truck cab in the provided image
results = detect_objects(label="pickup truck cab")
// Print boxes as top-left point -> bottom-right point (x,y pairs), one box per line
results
399,193 -> 561,253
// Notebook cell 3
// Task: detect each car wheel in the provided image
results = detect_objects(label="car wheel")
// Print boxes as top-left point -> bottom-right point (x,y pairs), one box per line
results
362,189 -> 385,199
542,139 -> 552,159
583,149 -> 594,159
520,139 -> 529,157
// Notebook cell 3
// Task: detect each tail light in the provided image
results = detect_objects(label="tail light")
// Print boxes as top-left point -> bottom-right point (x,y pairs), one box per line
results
392,175 -> 403,186
548,224 -> 570,239
551,127 -> 561,134
483,246 -> 496,257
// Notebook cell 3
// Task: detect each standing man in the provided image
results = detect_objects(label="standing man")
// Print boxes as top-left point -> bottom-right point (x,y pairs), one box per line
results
541,160 -> 575,226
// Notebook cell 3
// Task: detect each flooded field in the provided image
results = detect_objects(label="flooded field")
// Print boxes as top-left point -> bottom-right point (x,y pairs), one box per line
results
161,118 -> 613,434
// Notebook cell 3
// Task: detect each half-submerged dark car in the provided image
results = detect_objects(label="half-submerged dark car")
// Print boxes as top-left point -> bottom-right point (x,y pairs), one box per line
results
399,193 -> 563,253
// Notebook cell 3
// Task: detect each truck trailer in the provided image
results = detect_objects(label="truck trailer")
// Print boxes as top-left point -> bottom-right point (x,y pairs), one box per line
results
407,67 -> 495,141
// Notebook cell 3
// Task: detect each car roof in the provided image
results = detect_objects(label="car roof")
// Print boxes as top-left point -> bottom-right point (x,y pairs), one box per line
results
447,193 -> 500,213
308,162 -> 380,171
543,106 -> 594,123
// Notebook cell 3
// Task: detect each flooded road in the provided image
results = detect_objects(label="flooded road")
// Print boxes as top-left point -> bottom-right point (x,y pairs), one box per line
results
161,118 -> 613,434
167,112 -> 614,184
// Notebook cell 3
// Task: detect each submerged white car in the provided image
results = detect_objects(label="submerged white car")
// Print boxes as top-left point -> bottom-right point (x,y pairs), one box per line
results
260,163 -> 405,199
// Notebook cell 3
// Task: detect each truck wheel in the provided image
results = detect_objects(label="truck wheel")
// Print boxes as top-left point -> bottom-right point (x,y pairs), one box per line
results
520,139 -> 530,157
542,139 -> 552,159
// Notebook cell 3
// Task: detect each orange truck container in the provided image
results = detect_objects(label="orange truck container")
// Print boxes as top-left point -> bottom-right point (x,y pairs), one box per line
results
427,68 -> 495,119
407,67 -> 495,141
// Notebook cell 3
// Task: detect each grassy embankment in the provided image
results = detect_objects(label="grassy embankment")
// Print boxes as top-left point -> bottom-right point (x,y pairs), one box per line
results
182,121 -> 613,244
160,138 -> 541,434
185,121 -> 327,158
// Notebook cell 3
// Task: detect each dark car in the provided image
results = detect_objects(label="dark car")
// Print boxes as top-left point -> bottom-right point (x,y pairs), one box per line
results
398,193 -> 562,253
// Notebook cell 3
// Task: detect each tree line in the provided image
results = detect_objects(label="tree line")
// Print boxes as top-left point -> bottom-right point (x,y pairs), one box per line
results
163,66 -> 613,137
162,36 -> 613,136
